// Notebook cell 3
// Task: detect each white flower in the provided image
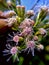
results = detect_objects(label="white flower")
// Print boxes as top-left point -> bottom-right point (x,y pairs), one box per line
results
7,18 -> 16,27
26,10 -> 34,16
7,0 -> 12,6
39,28 -> 47,35
2,10 -> 16,18
37,44 -> 44,50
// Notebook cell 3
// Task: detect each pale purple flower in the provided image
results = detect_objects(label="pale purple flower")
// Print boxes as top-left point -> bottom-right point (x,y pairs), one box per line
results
25,40 -> 35,56
3,44 -> 19,61
39,28 -> 47,35
7,32 -> 20,45
19,18 -> 34,29
19,27 -> 32,36
13,35 -> 19,43
10,46 -> 18,55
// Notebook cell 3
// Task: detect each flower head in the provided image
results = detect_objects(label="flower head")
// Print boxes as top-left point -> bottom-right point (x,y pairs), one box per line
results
7,18 -> 16,27
20,27 -> 32,36
2,10 -> 16,18
19,18 -> 34,29
24,40 -> 35,56
7,0 -> 12,6
26,10 -> 34,16
13,35 -> 19,43
37,44 -> 44,50
3,44 -> 19,61
39,28 -> 47,35
27,41 -> 35,48
10,46 -> 18,55
33,36 -> 38,41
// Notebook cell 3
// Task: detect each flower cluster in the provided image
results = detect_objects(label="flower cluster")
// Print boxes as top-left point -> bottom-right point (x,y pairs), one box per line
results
2,3 -> 49,62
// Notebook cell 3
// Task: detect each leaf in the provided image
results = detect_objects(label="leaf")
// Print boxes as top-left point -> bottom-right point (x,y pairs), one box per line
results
29,61 -> 32,65
12,54 -> 17,62
38,61 -> 45,65
45,54 -> 49,61
18,57 -> 24,65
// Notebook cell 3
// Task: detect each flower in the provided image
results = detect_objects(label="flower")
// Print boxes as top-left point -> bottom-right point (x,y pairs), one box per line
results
7,18 -> 16,27
7,0 -> 12,6
2,10 -> 16,18
19,18 -> 34,29
3,44 -> 19,61
37,44 -> 44,50
10,46 -> 18,55
25,40 -> 35,56
39,28 -> 47,35
13,35 -> 19,43
26,10 -> 34,16
33,36 -> 38,41
20,27 -> 32,36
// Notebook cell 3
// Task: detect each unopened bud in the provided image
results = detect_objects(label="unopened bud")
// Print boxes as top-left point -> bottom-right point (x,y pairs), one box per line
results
21,6 -> 25,17
7,0 -> 12,6
16,5 -> 21,17
26,10 -> 34,16
31,20 -> 35,26
7,18 -> 16,27
19,37 -> 24,41
39,28 -> 47,35
41,6 -> 48,11
16,16 -> 22,24
37,44 -> 44,50
33,36 -> 38,41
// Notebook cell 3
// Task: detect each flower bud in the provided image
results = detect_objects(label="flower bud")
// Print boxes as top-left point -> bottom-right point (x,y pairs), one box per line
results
16,5 -> 21,17
2,10 -> 16,18
39,28 -> 47,35
21,6 -> 25,17
16,16 -> 22,24
33,36 -> 38,41
13,35 -> 19,43
31,20 -> 35,26
7,0 -> 12,6
19,37 -> 24,42
37,6 -> 48,21
10,47 -> 18,55
37,44 -> 44,50
7,18 -> 16,27
41,6 -> 48,11
26,10 -> 34,16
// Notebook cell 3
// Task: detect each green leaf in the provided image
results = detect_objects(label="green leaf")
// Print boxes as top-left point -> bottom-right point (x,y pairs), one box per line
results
45,54 -> 49,60
38,61 -> 45,65
12,54 -> 17,62
18,57 -> 24,65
